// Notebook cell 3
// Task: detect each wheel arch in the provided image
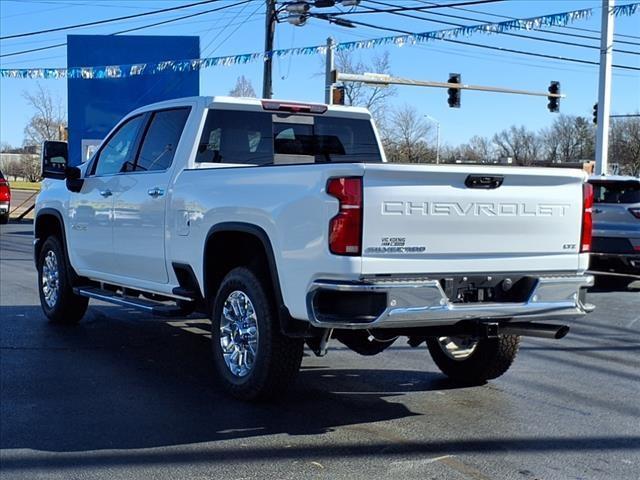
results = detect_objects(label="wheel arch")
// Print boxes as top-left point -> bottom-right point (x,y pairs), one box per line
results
202,222 -> 311,337
203,222 -> 281,304
34,208 -> 67,265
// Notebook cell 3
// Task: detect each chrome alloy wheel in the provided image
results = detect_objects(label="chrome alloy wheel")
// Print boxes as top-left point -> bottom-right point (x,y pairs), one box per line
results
219,290 -> 259,378
437,336 -> 479,361
41,250 -> 60,308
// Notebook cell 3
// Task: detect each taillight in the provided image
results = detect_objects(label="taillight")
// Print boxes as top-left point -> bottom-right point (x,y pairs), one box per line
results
629,208 -> 640,219
327,177 -> 362,255
0,182 -> 9,202
581,183 -> 594,252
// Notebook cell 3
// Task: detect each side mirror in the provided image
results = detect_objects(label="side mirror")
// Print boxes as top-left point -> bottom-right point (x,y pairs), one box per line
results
41,141 -> 68,180
65,166 -> 84,193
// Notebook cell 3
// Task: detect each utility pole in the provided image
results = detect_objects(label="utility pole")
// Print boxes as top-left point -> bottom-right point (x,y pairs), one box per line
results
262,0 -> 276,99
325,37 -> 335,104
595,0 -> 615,176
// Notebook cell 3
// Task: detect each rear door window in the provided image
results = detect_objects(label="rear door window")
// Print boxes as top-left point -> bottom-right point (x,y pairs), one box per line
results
135,108 -> 190,172
591,181 -> 640,204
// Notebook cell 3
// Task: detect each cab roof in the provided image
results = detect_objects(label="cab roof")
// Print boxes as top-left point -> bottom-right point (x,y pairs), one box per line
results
129,95 -> 372,119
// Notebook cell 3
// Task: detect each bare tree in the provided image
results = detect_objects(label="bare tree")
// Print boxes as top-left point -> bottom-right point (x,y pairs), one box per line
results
458,135 -> 496,163
0,142 -> 12,153
383,104 -> 434,163
610,116 -> 640,176
542,114 -> 594,162
228,75 -> 256,98
334,50 -> 396,125
493,125 -> 541,165
22,83 -> 66,148
20,153 -> 41,182
0,156 -> 21,181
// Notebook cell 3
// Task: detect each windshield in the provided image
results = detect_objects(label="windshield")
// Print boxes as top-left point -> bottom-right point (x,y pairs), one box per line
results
196,109 -> 382,165
591,181 -> 640,204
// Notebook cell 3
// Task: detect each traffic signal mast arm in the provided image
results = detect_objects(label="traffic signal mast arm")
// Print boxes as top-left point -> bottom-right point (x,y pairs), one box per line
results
333,71 -> 565,100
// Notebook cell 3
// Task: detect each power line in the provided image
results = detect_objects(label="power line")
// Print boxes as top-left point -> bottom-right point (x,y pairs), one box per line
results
301,17 -> 638,79
361,0 -> 639,55
1,42 -> 67,59
201,0 -> 260,56
3,0 -> 150,10
329,0 -> 506,16
413,0 -> 640,42
0,0 -> 224,40
308,13 -> 640,72
415,5 -> 640,47
0,1 -> 253,58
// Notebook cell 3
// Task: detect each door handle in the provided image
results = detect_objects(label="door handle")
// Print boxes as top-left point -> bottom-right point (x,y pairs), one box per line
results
594,208 -> 603,214
147,187 -> 165,198
99,189 -> 112,198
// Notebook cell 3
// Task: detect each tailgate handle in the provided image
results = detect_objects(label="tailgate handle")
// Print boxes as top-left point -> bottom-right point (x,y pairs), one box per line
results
465,175 -> 504,189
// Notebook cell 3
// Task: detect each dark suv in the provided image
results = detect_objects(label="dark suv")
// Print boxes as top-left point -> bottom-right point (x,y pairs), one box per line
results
589,175 -> 640,275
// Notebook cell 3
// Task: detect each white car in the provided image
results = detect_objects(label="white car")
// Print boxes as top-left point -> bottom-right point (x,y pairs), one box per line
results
35,96 -> 594,400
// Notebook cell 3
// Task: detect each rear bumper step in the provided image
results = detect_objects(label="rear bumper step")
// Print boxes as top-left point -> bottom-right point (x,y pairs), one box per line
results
307,274 -> 594,329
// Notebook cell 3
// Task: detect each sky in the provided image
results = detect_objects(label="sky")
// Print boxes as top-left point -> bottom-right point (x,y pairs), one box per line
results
0,0 -> 639,149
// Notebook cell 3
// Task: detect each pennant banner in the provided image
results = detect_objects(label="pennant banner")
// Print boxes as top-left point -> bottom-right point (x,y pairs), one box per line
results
1,4 -> 638,79
613,2 -> 639,16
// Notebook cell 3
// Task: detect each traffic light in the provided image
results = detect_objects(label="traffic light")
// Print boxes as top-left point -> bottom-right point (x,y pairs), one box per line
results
447,73 -> 461,108
547,81 -> 560,113
593,103 -> 598,124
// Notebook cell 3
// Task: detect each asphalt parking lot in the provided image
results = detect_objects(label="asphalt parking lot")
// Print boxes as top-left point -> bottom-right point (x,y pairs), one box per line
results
1,222 -> 639,480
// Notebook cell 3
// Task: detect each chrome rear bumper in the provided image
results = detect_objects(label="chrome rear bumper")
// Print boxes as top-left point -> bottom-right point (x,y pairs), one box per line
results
307,274 -> 594,329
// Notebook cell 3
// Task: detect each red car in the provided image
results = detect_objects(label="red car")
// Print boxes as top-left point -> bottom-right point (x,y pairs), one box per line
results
0,170 -> 10,224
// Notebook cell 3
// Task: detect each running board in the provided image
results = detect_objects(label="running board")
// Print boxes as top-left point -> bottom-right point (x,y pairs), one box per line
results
74,287 -> 188,317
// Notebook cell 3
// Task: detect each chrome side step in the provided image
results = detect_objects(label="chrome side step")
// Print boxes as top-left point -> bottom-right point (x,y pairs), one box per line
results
74,287 -> 189,317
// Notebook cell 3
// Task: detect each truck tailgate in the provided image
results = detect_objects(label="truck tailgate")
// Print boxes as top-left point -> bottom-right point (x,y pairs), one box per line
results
361,164 -> 585,275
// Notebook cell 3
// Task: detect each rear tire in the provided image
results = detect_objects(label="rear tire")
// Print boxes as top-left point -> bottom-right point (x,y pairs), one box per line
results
210,267 -> 304,401
37,236 -> 88,324
0,213 -> 8,224
426,334 -> 520,384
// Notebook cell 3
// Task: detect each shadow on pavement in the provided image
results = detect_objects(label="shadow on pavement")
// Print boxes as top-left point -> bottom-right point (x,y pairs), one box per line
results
589,273 -> 639,292
2,435 -> 639,472
2,303 -> 640,473
1,305 -> 462,454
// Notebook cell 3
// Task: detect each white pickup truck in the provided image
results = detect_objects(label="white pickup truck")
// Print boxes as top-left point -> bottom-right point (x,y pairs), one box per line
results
36,96 -> 594,400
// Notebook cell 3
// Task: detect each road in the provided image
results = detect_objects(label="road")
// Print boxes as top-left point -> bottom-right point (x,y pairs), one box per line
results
1,222 -> 639,480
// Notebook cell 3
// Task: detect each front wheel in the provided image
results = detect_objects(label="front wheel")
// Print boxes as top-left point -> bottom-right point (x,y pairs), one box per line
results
210,267 -> 304,401
426,334 -> 520,384
37,236 -> 88,324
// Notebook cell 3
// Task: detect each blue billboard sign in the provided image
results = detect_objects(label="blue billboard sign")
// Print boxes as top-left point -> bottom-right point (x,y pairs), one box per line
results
67,35 -> 199,166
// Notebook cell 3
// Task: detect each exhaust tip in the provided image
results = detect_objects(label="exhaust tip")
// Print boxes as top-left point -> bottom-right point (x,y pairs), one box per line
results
554,325 -> 570,339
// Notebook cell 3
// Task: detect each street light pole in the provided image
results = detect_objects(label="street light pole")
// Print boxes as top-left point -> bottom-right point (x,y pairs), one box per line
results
424,114 -> 440,164
325,37 -> 335,104
262,0 -> 276,99
595,0 -> 615,176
